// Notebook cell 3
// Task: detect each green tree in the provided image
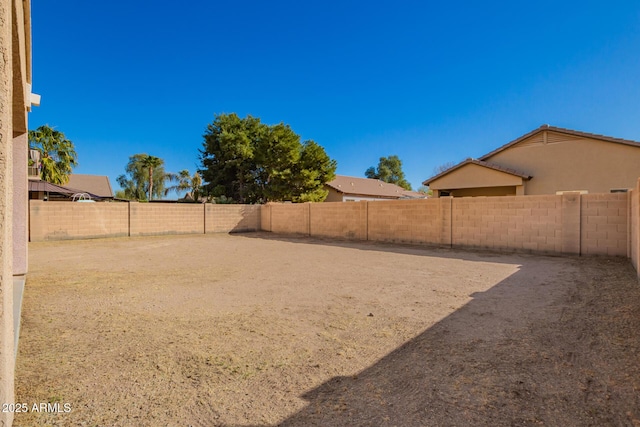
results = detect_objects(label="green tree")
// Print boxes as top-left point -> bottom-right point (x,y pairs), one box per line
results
116,154 -> 171,201
365,155 -> 412,190
200,113 -> 261,203
28,125 -> 78,185
164,170 -> 203,202
200,114 -> 336,203
417,185 -> 433,197
140,155 -> 163,201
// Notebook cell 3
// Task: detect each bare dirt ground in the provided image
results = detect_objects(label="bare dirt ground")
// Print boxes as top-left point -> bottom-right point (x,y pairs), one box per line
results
14,232 -> 640,426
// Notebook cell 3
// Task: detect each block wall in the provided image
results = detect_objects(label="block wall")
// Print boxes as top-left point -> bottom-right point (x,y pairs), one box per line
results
630,180 -> 640,273
29,200 -> 129,241
451,195 -> 563,253
580,193 -> 628,256
269,203 -> 310,235
205,204 -> 260,233
309,202 -> 367,240
368,199 -> 448,245
129,203 -> 204,236
261,193 -> 631,257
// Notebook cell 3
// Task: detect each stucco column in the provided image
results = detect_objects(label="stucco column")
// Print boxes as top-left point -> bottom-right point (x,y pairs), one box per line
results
12,132 -> 27,275
0,0 -> 16,423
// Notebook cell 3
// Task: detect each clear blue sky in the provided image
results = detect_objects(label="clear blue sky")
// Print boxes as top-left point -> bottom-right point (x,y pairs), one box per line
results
29,0 -> 640,193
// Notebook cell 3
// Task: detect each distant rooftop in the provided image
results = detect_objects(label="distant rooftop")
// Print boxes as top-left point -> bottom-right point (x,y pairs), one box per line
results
326,175 -> 424,199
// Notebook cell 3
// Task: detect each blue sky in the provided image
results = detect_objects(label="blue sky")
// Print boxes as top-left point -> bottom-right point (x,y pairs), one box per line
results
29,1 -> 640,193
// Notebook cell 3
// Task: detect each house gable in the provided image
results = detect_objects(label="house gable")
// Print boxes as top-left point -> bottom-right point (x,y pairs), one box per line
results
428,161 -> 527,191
482,129 -> 640,195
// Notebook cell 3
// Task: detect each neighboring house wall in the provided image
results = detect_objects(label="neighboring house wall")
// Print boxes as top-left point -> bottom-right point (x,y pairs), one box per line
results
325,187 -> 344,202
486,132 -> 640,195
1,0 -> 34,424
446,186 -> 517,197
324,186 -> 398,202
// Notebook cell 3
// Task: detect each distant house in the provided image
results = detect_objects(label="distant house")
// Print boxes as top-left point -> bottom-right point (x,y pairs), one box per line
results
66,174 -> 114,199
29,174 -> 113,201
325,175 -> 425,202
423,125 -> 640,197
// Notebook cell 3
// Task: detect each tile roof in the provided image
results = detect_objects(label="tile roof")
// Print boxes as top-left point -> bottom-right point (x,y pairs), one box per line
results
422,158 -> 531,186
66,174 -> 114,198
28,179 -> 100,198
326,175 -> 417,198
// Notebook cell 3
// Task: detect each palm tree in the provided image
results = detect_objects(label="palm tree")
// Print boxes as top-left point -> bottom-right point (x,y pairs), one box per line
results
164,170 -> 203,201
28,125 -> 78,185
140,155 -> 163,201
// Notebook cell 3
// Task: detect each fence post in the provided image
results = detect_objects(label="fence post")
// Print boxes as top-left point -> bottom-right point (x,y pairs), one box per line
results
561,193 -> 581,255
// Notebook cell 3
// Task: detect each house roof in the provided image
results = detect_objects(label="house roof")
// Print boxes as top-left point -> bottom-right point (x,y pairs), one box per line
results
480,124 -> 640,161
66,174 -> 114,198
28,179 -> 101,199
326,175 -> 415,198
422,158 -> 532,186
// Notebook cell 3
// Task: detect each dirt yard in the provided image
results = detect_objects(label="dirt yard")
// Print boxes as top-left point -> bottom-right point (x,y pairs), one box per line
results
14,233 -> 640,426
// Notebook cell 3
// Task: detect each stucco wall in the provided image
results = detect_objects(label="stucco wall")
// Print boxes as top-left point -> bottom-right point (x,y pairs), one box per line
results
488,132 -> 640,195
262,194 -> 630,257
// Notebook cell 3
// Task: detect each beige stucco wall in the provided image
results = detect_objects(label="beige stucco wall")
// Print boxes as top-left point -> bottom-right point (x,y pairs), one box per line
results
0,0 -> 15,418
324,187 -> 344,202
446,186 -> 517,198
1,0 -> 32,423
12,133 -> 27,275
486,131 -> 640,195
430,162 -> 524,191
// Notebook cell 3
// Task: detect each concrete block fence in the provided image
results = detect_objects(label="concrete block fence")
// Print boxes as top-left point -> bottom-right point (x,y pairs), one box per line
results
28,201 -> 261,241
261,190 -> 636,259
28,179 -> 640,277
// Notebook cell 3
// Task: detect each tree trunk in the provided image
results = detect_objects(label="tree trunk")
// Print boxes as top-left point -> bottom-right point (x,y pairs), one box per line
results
148,167 -> 153,201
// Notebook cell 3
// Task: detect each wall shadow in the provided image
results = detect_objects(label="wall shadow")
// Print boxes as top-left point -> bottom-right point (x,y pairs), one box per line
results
223,235 -> 640,426
236,231 -> 567,263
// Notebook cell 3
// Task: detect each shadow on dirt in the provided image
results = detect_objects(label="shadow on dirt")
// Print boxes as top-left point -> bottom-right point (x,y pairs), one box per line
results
229,233 -> 640,426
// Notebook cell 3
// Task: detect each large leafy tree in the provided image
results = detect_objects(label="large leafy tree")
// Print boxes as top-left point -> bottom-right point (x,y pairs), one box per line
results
200,114 -> 336,203
116,154 -> 172,201
365,155 -> 412,190
28,125 -> 78,185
